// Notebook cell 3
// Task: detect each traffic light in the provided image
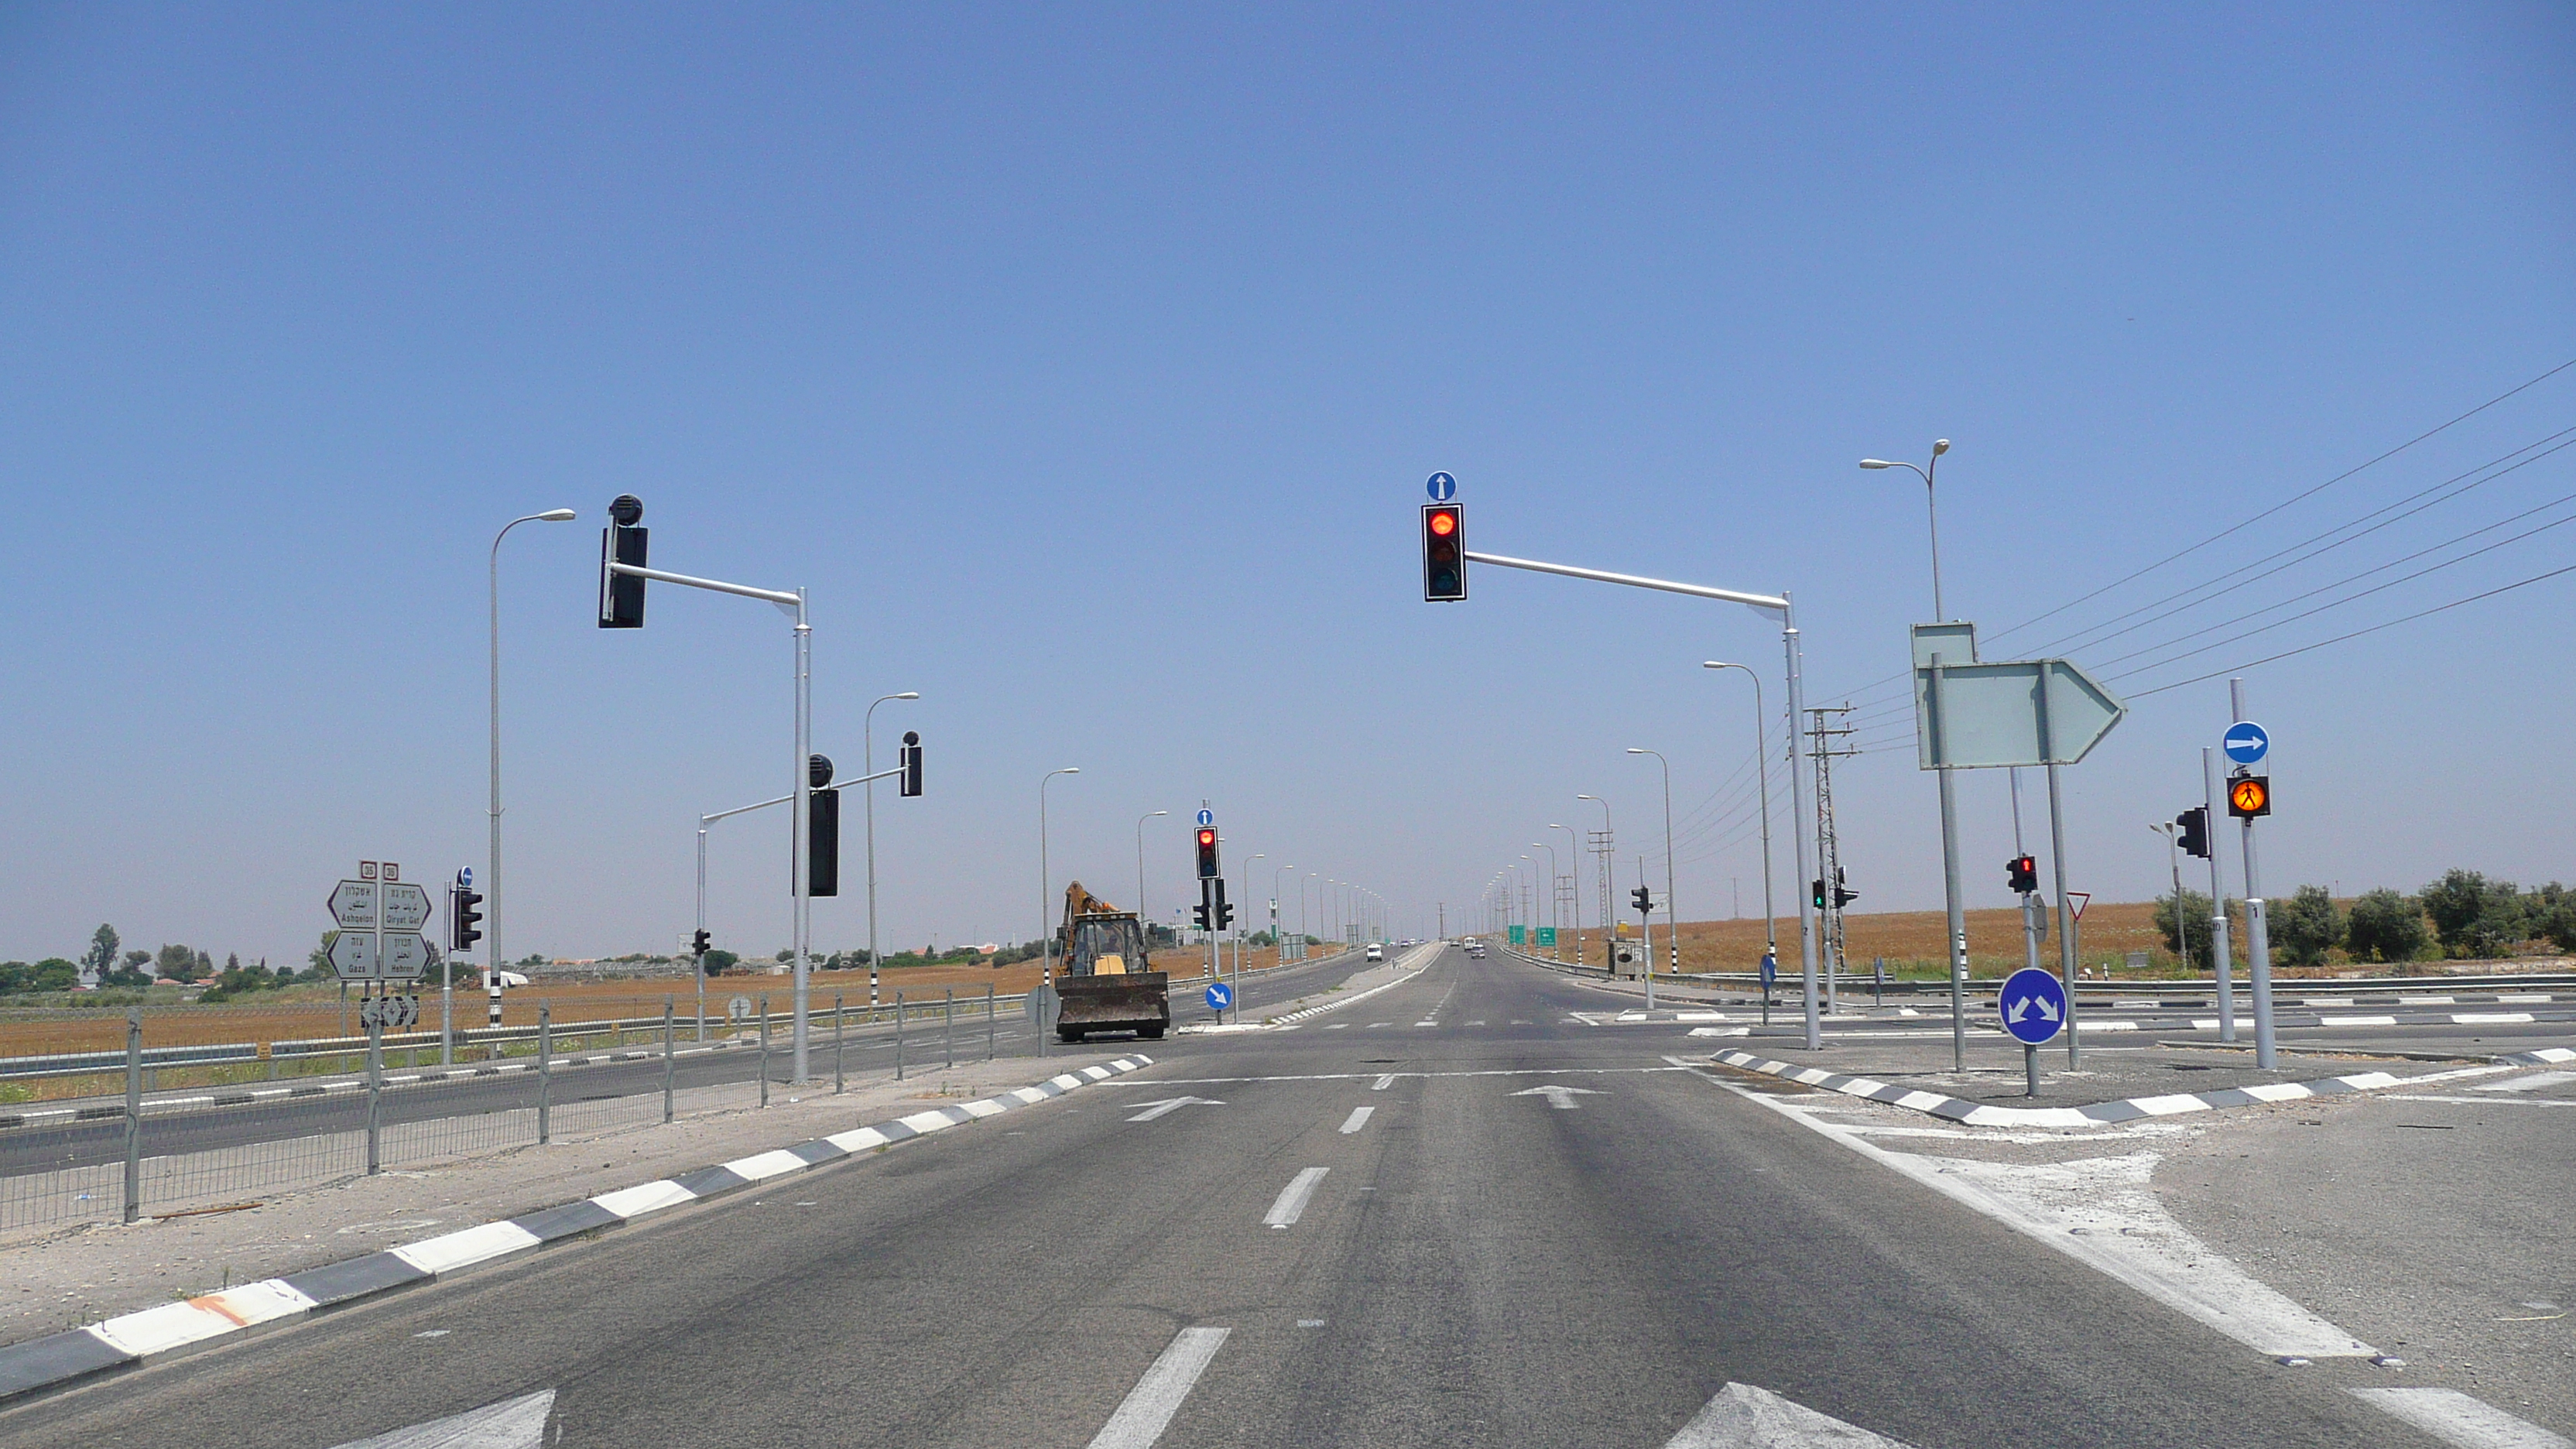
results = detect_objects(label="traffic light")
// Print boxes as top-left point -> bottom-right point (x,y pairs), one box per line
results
1631,885 -> 1653,916
2175,807 -> 2211,859
598,494 -> 647,628
448,886 -> 483,954
1215,880 -> 1235,931
1422,503 -> 1465,601
807,754 -> 839,896
692,929 -> 711,957
1812,879 -> 1826,911
1833,870 -> 1859,909
1196,826 -> 1220,879
2006,855 -> 2037,894
2227,775 -> 2272,820
898,731 -> 923,797
1193,899 -> 1213,931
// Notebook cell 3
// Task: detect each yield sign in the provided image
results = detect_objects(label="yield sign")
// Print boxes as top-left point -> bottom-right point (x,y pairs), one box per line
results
1511,1084 -> 1604,1110
1125,1096 -> 1225,1122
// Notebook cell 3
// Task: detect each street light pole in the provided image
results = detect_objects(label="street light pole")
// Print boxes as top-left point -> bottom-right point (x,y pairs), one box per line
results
1862,441 -> 1958,1066
1550,823 -> 1582,966
1272,862 -> 1294,964
1704,663 -> 1776,975
1628,748 -> 1678,977
487,508 -> 577,1039
2153,821 -> 2192,973
1136,809 -> 1169,944
1040,769 -> 1080,991
1533,841 -> 1559,958
863,691 -> 920,1009
1235,851 -> 1264,1016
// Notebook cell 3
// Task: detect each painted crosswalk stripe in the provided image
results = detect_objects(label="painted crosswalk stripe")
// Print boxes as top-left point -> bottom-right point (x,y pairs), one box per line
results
1339,1106 -> 1373,1134
1262,1167 -> 1328,1228
1085,1327 -> 1231,1449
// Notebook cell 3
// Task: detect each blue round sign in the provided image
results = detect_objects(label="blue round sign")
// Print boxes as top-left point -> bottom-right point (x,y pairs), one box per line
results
2222,721 -> 2269,766
1427,471 -> 1456,502
1205,981 -> 1233,1012
1759,951 -> 1777,987
1195,807 -> 1214,827
1998,967 -> 2067,1045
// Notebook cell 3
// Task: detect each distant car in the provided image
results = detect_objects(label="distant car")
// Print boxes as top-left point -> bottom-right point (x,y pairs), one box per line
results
1365,944 -> 1385,962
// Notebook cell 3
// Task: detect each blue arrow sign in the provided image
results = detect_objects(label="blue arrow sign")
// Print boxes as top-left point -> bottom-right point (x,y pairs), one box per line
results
1205,981 -> 1233,1012
1195,807 -> 1214,827
1427,471 -> 1456,502
2223,721 -> 2269,766
1759,951 -> 1777,987
1999,967 -> 2067,1045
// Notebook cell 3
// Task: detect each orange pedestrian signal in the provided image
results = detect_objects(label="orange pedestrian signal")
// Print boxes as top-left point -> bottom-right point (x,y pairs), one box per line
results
2227,776 -> 2271,820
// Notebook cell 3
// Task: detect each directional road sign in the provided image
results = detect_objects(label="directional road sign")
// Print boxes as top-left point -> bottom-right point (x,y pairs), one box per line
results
380,931 -> 428,981
1914,655 -> 2127,769
1536,927 -> 1557,947
327,881 -> 380,930
327,931 -> 379,980
1195,807 -> 1214,827
1999,966 -> 2068,1046
1205,981 -> 1233,1012
1759,951 -> 1777,987
2223,720 -> 2269,766
1427,471 -> 1456,502
382,882 -> 432,931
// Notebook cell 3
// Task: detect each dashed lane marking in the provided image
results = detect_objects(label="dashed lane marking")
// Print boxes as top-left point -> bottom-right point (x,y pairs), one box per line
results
1085,1327 -> 1232,1449
1339,1106 -> 1374,1134
1262,1168 -> 1328,1228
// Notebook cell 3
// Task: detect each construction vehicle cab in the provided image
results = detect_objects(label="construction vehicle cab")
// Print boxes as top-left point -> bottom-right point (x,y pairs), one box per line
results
1053,882 -> 1170,1043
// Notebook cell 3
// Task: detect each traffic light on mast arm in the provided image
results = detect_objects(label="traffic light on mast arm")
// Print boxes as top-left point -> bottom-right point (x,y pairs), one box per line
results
598,494 -> 647,629
2006,855 -> 2037,894
1422,504 -> 1465,601
898,732 -> 923,797
449,886 -> 483,954
2174,807 -> 2211,859
1196,827 -> 1220,879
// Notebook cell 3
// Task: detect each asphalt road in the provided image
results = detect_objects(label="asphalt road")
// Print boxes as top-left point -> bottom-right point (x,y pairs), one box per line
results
0,947 -> 2496,1447
0,951 -> 1362,1179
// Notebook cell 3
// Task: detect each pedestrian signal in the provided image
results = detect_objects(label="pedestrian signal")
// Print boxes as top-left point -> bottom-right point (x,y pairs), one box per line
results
2228,776 -> 2271,820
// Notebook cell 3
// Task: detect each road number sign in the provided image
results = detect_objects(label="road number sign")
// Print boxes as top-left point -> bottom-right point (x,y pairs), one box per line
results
1999,966 -> 2067,1046
1205,981 -> 1233,1012
2222,720 -> 2269,766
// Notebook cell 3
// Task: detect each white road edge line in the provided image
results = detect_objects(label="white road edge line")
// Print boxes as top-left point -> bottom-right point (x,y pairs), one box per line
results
1084,1326 -> 1231,1449
1339,1106 -> 1373,1134
2346,1386 -> 2574,1449
1262,1166 -> 1329,1228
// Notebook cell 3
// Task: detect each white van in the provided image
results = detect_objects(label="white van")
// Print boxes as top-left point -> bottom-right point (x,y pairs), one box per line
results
1365,944 -> 1385,963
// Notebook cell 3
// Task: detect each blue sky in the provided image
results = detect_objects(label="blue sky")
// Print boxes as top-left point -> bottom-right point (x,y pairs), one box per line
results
2,4 -> 2570,968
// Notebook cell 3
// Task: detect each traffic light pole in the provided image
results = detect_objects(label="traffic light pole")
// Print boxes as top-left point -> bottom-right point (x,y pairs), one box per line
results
2201,746 -> 2237,1043
2231,678 -> 2278,1067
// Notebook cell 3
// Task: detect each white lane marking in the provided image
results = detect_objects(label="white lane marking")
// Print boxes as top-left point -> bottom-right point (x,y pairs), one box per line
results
1663,1382 -> 1919,1448
1125,1096 -> 1225,1122
1339,1106 -> 1374,1134
330,1389 -> 556,1449
2319,1016 -> 2399,1026
1365,1022 -> 1390,1029
2454,1012 -> 2536,1024
1510,1019 -> 1531,1026
2478,1070 -> 2576,1093
1084,1327 -> 1231,1449
2347,1387 -> 2574,1449
1323,1023 -> 1348,1029
1372,1074 -> 1396,1091
1414,1021 -> 1440,1027
1512,1084 -> 1602,1110
1262,1167 -> 1329,1228
1467,1019 -> 1487,1026
2384,1094 -> 2576,1108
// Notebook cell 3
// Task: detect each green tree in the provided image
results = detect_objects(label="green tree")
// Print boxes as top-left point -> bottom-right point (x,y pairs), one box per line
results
29,958 -> 80,991
81,924 -> 120,982
2153,889 -> 2230,968
2418,870 -> 2525,959
310,931 -> 338,975
0,962 -> 27,993
2345,889 -> 2428,964
156,943 -> 205,981
2270,886 -> 2344,967
702,949 -> 740,974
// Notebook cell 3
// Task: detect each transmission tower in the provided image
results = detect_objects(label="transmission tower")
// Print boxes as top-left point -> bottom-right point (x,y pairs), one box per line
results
1807,704 -> 1861,1012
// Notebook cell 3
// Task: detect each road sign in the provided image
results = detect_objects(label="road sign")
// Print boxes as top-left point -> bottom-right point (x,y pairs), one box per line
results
327,931 -> 379,980
382,882 -> 431,931
728,995 -> 754,1022
1759,951 -> 1777,987
327,881 -> 380,930
1427,471 -> 1456,502
1912,649 -> 2127,769
1195,807 -> 1214,827
379,931 -> 428,981
1536,927 -> 1557,947
1999,967 -> 2067,1045
2223,720 -> 2269,766
1508,924 -> 1526,945
358,995 -> 420,1031
1205,981 -> 1233,1012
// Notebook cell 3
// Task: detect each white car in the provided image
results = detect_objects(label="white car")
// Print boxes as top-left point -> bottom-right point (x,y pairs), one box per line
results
1365,944 -> 1385,962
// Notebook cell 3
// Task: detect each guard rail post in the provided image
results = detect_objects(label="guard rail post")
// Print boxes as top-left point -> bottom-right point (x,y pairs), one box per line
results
895,992 -> 906,1081
759,995 -> 771,1108
537,1004 -> 553,1144
833,992 -> 845,1094
365,1010 -> 384,1174
122,1010 -> 142,1225
662,998 -> 676,1125
944,986 -> 954,1070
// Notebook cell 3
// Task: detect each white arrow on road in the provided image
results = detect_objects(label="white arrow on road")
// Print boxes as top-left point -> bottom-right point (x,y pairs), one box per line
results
330,1389 -> 555,1449
1125,1095 -> 1225,1122
1662,1382 -> 1918,1447
1511,1084 -> 1605,1110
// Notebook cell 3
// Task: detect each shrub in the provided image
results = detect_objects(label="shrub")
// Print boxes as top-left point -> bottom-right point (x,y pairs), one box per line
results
2269,886 -> 2343,968
2418,870 -> 2526,959
2345,889 -> 2428,964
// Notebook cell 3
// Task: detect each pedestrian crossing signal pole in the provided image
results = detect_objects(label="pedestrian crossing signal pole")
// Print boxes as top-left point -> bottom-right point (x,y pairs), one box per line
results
2228,679 -> 2278,1068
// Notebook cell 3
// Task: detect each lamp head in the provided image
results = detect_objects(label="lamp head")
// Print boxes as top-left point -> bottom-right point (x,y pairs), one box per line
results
1858,459 -> 1895,470
1933,438 -> 1951,457
536,508 -> 577,522
895,691 -> 920,700
1626,748 -> 1647,755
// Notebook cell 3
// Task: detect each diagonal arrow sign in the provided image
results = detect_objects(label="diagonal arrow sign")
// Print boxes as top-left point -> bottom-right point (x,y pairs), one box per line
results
1511,1084 -> 1605,1110
1125,1095 -> 1225,1122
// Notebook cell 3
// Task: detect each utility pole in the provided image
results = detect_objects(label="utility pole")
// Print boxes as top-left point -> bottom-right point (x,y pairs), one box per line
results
1807,705 -> 1858,1016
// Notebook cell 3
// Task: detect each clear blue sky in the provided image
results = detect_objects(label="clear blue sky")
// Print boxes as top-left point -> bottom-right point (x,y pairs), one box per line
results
3,5 -> 2570,968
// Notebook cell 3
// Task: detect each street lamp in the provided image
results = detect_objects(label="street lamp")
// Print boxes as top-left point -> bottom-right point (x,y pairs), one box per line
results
1704,662 -> 1776,975
1272,862 -> 1295,962
483,508 -> 577,1064
1533,841 -> 1559,958
1550,822 -> 1582,965
1235,851 -> 1265,1002
1576,793 -> 1613,965
864,691 -> 921,1009
1859,438 -> 1951,620
1039,769 -> 1080,991
1135,810 -> 1168,942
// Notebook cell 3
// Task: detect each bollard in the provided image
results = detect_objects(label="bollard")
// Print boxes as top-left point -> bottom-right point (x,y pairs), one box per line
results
537,1004 -> 553,1144
945,987 -> 954,1070
759,994 -> 771,1108
663,998 -> 676,1125
366,1011 -> 384,1174
834,992 -> 845,1094
122,1010 -> 142,1225
896,992 -> 906,1081
985,983 -> 995,1060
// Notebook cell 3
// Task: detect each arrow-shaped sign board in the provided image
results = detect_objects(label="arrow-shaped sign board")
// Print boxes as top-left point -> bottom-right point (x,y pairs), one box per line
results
327,880 -> 379,930
380,931 -> 429,981
1511,1084 -> 1604,1110
1915,657 -> 2126,770
381,882 -> 431,931
327,930 -> 379,980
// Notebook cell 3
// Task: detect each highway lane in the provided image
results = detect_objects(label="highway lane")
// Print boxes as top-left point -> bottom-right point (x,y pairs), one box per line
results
0,950 -> 1365,1180
0,946 -> 2465,1447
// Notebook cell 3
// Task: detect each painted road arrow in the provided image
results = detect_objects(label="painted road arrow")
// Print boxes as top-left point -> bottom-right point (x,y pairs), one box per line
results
1511,1084 -> 1605,1110
1661,1382 -> 1918,1447
329,1388 -> 555,1448
1125,1095 -> 1226,1122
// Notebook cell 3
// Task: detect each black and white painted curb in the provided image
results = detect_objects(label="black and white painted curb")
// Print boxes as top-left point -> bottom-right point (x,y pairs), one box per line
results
1250,944 -> 1447,1030
0,1056 -> 1155,1406
1705,1048 -> 2550,1128
2494,1046 -> 2576,1067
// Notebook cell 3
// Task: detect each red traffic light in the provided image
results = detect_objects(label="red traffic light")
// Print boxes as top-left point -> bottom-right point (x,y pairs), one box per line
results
1197,828 -> 1216,848
1422,504 -> 1465,601
1427,509 -> 1456,537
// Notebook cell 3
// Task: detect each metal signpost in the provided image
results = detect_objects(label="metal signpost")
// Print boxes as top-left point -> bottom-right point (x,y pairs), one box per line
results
1998,965 -> 2067,1097
1206,981 -> 1233,1016
2225,686 -> 2279,1067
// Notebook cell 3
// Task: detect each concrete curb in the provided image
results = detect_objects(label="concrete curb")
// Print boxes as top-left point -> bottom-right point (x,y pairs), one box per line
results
0,1055 -> 1156,1406
1704,1048 -> 2531,1129
1259,944 -> 1443,1029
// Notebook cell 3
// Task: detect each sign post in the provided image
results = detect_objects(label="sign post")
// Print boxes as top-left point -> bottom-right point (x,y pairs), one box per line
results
1999,965 -> 2067,1097
2228,689 -> 2278,1068
327,860 -> 429,1030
